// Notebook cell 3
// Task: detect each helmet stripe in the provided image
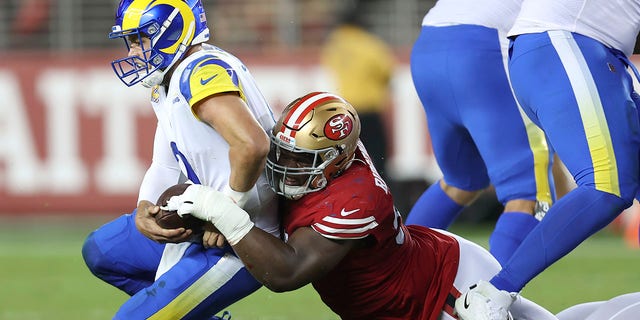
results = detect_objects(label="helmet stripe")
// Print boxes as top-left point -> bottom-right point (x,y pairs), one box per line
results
121,0 -> 194,54
154,0 -> 194,53
282,92 -> 324,126
281,92 -> 340,138
122,0 -> 150,30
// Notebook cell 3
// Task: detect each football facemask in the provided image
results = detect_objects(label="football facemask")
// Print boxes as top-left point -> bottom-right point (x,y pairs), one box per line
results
266,140 -> 338,199
266,92 -> 361,199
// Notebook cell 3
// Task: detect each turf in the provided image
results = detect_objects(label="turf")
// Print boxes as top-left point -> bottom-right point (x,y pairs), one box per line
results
0,215 -> 636,319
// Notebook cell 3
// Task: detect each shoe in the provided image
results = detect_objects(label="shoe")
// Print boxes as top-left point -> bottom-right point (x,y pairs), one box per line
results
454,280 -> 516,320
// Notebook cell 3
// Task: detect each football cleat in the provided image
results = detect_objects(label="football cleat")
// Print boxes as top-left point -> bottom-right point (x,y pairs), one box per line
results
455,280 -> 516,320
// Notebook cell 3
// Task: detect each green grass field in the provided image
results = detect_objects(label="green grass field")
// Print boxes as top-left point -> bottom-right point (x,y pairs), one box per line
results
0,215 -> 637,320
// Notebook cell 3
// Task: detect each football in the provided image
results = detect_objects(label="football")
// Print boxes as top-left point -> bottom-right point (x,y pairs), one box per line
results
155,183 -> 205,232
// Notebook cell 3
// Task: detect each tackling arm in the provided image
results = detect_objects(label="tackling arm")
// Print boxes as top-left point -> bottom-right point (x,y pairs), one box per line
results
234,226 -> 354,292
167,184 -> 357,292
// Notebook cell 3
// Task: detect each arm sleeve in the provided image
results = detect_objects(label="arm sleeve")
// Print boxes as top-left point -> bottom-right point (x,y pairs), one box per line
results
180,57 -> 241,113
311,213 -> 380,240
306,169 -> 393,241
310,195 -> 380,240
137,125 -> 182,204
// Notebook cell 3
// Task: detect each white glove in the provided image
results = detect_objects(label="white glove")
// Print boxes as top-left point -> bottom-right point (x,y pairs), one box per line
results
223,184 -> 253,209
166,184 -> 254,245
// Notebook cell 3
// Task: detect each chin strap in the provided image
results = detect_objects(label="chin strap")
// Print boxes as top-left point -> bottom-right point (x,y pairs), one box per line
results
279,179 -> 307,200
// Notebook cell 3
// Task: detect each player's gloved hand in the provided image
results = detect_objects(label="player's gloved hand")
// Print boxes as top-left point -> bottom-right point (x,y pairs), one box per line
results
165,184 -> 254,245
222,184 -> 254,209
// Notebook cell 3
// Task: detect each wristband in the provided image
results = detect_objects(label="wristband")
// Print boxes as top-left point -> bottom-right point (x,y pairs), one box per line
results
223,184 -> 252,209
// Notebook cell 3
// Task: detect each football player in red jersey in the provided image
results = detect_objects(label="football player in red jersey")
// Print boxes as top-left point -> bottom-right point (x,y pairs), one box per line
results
164,92 -> 557,319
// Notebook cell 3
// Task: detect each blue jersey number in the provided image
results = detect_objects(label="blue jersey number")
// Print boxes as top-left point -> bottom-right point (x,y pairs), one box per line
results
170,142 -> 201,184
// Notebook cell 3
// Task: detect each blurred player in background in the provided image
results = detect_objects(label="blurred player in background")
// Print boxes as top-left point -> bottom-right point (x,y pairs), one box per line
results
81,0 -> 279,318
163,92 -> 558,320
406,0 -> 556,265
321,0 -> 394,179
456,0 -> 640,319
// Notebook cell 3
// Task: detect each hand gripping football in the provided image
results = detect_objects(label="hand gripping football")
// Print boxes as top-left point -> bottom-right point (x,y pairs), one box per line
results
155,183 -> 205,231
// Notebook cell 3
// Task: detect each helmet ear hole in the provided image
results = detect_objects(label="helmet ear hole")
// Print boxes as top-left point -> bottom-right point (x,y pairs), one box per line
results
144,22 -> 160,36
152,55 -> 163,66
324,149 -> 339,161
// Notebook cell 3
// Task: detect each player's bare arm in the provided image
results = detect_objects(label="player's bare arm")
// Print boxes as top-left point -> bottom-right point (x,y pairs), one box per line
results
193,92 -> 270,192
191,92 -> 270,247
233,226 -> 359,292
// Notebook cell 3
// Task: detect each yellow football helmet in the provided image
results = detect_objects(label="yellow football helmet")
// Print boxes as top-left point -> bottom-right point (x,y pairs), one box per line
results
266,92 -> 361,199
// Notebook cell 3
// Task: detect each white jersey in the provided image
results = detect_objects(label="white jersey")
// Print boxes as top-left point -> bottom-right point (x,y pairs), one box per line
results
139,44 -> 279,236
509,0 -> 640,57
421,0 -> 522,33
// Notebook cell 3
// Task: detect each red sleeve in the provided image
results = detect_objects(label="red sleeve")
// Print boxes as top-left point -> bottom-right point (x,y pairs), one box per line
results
307,164 -> 395,241
310,198 -> 380,239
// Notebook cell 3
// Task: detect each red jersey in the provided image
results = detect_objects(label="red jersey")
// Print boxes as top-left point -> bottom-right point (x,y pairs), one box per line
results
282,146 -> 460,320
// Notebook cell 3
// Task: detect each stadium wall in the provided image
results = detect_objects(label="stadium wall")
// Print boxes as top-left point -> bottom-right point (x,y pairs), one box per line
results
0,51 -> 438,214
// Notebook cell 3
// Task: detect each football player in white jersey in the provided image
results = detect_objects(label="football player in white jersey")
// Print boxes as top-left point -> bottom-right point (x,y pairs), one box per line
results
455,1 -> 640,319
81,0 -> 279,319
407,0 -> 556,266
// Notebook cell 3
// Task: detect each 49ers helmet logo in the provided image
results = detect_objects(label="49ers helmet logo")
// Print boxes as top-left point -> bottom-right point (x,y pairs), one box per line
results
324,114 -> 353,140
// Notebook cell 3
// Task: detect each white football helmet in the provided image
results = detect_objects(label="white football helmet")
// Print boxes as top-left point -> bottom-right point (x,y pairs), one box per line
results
266,92 -> 361,199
